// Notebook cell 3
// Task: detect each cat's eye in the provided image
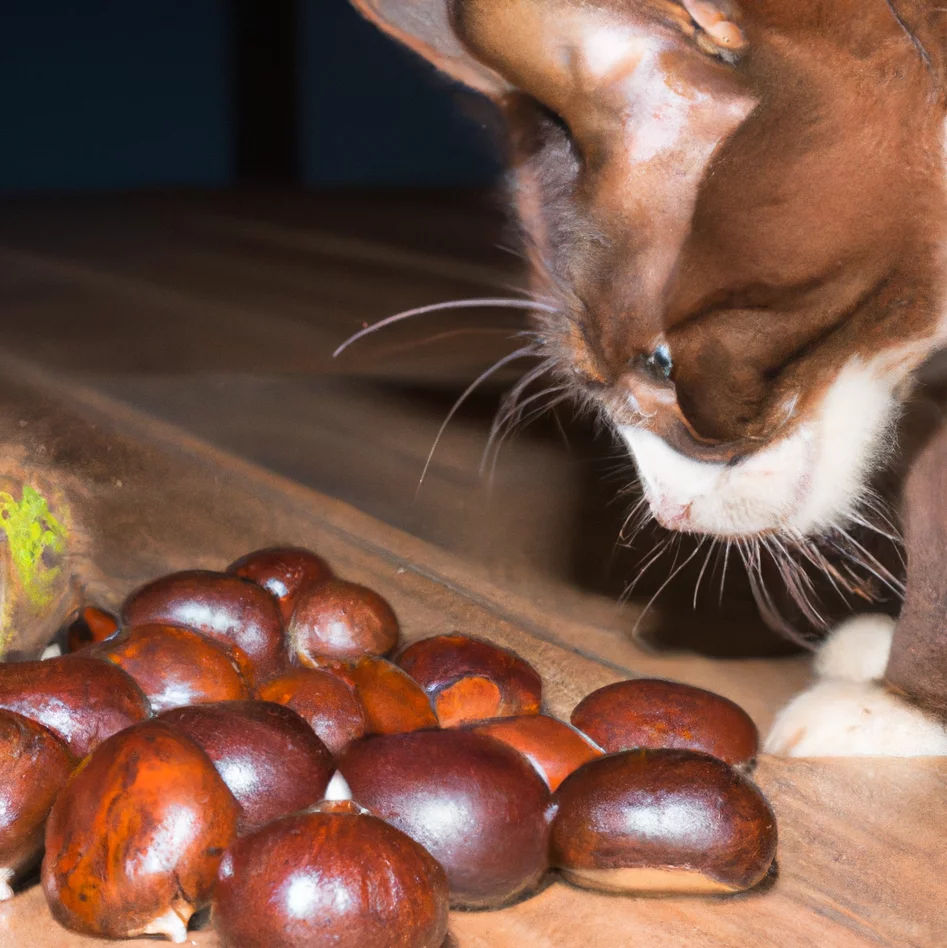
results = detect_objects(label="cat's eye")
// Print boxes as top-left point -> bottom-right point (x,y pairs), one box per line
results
640,344 -> 673,382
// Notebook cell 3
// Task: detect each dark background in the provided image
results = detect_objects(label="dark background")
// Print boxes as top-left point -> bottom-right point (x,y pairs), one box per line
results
0,0 -> 502,193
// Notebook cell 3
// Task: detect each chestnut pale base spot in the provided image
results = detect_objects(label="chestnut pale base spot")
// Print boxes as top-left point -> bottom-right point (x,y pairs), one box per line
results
0,868 -> 14,901
561,865 -> 740,896
134,899 -> 192,945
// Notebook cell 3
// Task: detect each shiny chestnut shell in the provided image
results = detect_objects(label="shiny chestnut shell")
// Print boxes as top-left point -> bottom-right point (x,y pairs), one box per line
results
397,633 -> 542,727
551,749 -> 777,895
256,668 -> 367,755
345,657 -> 438,735
65,606 -> 118,653
0,710 -> 75,898
213,801 -> 449,948
289,579 -> 399,662
93,623 -> 250,712
471,714 -> 602,791
42,720 -> 239,942
228,546 -> 333,624
338,729 -> 553,908
571,678 -> 759,766
159,701 -> 333,832
122,570 -> 285,682
0,655 -> 151,757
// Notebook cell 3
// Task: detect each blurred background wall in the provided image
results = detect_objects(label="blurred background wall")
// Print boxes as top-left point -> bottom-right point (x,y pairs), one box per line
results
0,0 -> 502,194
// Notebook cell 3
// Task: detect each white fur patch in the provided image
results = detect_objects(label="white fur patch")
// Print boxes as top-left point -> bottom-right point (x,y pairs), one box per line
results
764,679 -> 947,756
813,613 -> 895,683
765,615 -> 947,756
618,355 -> 901,537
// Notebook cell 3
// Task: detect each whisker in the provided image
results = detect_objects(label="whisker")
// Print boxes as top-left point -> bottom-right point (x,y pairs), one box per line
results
414,346 -> 541,497
692,538 -> 718,609
718,539 -> 732,606
333,298 -> 556,358
365,327 -> 523,361
632,537 -> 706,634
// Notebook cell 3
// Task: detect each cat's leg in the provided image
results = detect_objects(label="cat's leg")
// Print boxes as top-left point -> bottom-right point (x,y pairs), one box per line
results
767,413 -> 947,756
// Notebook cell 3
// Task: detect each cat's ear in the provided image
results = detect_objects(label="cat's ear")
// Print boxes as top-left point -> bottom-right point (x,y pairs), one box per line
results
348,0 -> 511,97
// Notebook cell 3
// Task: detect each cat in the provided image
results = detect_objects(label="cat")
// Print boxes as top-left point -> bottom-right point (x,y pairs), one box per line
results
349,0 -> 947,755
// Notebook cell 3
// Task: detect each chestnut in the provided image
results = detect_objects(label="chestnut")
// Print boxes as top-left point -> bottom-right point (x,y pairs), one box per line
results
65,605 -> 118,653
397,633 -> 542,727
42,719 -> 240,942
256,668 -> 367,755
471,714 -> 602,791
228,546 -> 333,624
0,655 -> 151,757
288,579 -> 399,663
122,570 -> 285,682
93,623 -> 250,713
213,799 -> 449,948
0,710 -> 75,899
159,701 -> 333,832
346,657 -> 438,734
338,729 -> 553,907
570,678 -> 759,766
550,749 -> 777,895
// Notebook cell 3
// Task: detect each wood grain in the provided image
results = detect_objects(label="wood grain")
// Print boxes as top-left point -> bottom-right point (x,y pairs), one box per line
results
0,357 -> 942,947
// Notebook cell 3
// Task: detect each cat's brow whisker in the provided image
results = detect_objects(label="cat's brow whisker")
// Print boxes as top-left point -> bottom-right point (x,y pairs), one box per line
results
333,298 -> 556,358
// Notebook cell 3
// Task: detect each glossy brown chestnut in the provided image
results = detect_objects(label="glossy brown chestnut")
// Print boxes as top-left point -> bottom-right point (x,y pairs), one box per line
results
122,570 -> 285,682
228,546 -> 333,624
65,606 -> 118,653
213,799 -> 449,948
551,749 -> 777,895
256,668 -> 367,755
159,701 -> 333,832
0,655 -> 151,757
93,623 -> 250,713
289,579 -> 399,663
471,714 -> 603,791
397,633 -> 542,727
345,657 -> 438,735
42,720 -> 239,942
570,678 -> 759,766
0,710 -> 75,899
338,729 -> 553,908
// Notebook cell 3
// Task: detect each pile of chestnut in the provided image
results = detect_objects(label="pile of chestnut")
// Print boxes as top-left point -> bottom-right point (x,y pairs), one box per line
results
0,546 -> 777,947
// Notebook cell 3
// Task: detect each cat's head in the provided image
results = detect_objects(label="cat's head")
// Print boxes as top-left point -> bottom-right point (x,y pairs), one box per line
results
352,0 -> 947,539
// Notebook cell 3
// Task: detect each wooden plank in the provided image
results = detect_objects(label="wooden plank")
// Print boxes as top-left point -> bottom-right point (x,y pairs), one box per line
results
0,357 -> 943,947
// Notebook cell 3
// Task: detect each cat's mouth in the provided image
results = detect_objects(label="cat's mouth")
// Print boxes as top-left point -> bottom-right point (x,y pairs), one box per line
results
614,356 -> 901,540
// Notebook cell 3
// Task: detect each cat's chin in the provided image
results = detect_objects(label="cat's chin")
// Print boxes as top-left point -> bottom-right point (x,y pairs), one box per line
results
765,615 -> 947,757
617,354 -> 911,539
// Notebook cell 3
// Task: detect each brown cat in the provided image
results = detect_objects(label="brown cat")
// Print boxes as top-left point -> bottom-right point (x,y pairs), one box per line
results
350,0 -> 947,755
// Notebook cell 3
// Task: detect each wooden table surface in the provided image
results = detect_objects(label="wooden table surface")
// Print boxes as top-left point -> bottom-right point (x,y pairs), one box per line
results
0,191 -> 943,946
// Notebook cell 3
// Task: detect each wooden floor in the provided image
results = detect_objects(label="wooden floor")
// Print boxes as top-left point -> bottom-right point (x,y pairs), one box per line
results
0,189 -> 943,946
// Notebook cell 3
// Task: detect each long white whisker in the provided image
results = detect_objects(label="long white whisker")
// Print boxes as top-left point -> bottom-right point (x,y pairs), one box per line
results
333,298 -> 555,358
633,537 -> 706,634
415,346 -> 540,497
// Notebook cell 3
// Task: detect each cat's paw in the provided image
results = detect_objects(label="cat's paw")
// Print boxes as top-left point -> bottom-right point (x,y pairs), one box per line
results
812,613 -> 894,682
764,614 -> 947,757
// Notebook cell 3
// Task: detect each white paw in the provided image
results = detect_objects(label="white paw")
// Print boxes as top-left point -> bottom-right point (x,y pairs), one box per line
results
765,613 -> 947,757
764,679 -> 947,756
812,613 -> 894,682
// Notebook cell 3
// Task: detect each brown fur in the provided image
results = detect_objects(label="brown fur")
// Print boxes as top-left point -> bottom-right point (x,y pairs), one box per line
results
348,0 -> 947,716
